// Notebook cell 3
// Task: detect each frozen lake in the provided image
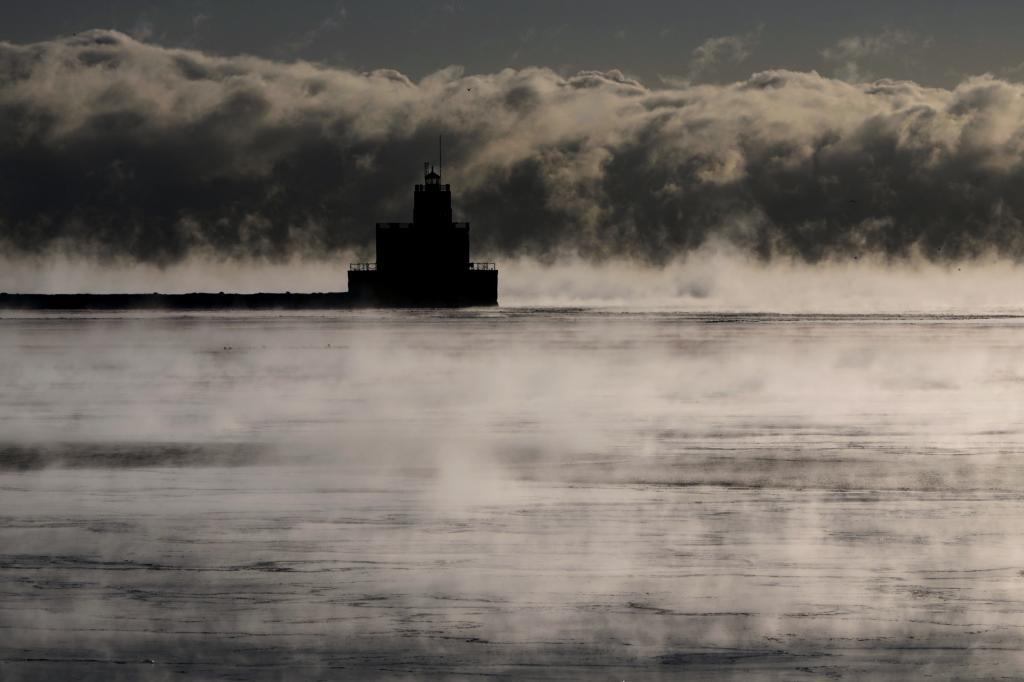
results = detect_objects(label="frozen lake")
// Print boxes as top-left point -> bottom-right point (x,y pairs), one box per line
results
3,309 -> 1024,679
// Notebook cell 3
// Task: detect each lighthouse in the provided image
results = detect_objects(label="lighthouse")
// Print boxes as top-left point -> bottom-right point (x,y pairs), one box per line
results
347,162 -> 498,307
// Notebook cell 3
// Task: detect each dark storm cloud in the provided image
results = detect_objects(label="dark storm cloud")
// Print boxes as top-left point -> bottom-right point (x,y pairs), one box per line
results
4,30 -> 1024,264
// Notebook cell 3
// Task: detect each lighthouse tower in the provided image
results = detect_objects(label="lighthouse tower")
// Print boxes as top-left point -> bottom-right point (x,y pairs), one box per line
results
347,163 -> 498,306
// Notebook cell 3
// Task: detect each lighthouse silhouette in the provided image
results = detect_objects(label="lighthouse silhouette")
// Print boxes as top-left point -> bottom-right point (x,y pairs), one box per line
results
348,147 -> 498,307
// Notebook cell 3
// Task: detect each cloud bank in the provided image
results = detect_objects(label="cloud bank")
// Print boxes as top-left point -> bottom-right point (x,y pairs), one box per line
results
4,30 -> 1024,265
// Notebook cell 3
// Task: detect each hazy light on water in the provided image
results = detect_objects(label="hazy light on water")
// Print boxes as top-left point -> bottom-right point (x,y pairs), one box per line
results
3,309 -> 1024,678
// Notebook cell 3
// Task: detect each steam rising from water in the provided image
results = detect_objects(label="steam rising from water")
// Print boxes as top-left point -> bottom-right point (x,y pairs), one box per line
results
5,250 -> 1024,313
9,30 -> 1024,263
4,310 -> 1024,678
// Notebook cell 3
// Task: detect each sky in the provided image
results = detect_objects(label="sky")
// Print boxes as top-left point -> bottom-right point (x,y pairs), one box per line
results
4,2 -> 1024,266
4,1 -> 1024,87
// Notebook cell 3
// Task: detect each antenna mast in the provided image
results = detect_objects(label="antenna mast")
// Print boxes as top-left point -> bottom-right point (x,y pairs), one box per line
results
439,135 -> 443,179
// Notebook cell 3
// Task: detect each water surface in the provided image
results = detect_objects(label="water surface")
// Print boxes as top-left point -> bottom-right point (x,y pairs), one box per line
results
3,309 -> 1024,679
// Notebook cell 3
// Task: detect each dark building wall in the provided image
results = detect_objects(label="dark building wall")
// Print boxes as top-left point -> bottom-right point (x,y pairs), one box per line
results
377,224 -> 469,273
431,227 -> 469,270
376,224 -> 415,273
413,183 -> 453,225
348,269 -> 496,307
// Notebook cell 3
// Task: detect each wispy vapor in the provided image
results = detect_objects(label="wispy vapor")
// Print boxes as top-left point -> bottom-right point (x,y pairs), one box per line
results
280,2 -> 347,56
680,27 -> 761,84
821,27 -> 930,82
128,15 -> 156,43
2,30 -> 1024,265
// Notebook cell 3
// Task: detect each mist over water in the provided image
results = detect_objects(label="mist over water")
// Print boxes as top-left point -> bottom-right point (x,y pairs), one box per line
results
6,250 -> 1024,313
4,306 -> 1024,679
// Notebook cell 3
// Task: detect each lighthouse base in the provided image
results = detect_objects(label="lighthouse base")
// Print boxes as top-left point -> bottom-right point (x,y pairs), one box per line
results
348,269 -> 497,308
